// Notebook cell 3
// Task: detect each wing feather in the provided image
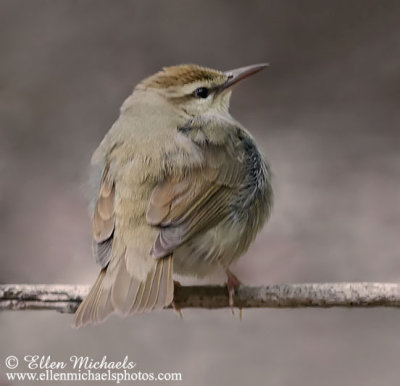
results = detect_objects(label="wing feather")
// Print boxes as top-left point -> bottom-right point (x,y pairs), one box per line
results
92,168 -> 115,268
147,144 -> 245,258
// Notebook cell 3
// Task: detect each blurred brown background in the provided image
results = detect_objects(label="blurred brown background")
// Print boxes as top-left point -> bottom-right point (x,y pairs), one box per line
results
1,1 -> 400,385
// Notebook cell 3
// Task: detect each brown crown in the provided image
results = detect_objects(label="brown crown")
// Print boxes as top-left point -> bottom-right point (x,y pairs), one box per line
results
138,64 -> 226,89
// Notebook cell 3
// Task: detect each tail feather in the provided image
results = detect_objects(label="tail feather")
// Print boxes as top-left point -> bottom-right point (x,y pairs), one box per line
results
136,267 -> 157,313
111,256 -> 141,315
130,282 -> 145,313
73,269 -> 110,327
155,256 -> 174,309
131,255 -> 174,314
93,281 -> 113,323
145,260 -> 163,310
73,256 -> 174,328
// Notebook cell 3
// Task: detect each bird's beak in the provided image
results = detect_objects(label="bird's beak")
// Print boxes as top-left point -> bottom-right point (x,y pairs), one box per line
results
217,63 -> 269,93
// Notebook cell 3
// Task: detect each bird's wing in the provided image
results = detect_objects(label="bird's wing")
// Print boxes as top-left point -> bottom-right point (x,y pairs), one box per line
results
75,163 -> 175,327
92,167 -> 115,268
147,143 -> 245,258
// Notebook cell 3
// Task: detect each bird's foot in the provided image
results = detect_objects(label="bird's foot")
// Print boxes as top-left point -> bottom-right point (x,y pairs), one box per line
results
171,300 -> 183,319
226,269 -> 242,315
172,280 -> 183,318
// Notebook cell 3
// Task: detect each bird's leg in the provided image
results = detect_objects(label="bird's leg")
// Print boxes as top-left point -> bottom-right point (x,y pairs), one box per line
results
171,281 -> 183,319
226,269 -> 242,314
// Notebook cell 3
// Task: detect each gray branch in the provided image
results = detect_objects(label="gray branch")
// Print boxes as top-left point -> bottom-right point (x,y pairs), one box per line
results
1,283 -> 400,313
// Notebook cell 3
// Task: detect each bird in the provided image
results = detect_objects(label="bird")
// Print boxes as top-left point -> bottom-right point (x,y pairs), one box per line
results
73,63 -> 273,327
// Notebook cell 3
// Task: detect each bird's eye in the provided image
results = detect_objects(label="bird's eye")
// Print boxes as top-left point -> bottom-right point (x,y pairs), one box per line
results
193,87 -> 209,98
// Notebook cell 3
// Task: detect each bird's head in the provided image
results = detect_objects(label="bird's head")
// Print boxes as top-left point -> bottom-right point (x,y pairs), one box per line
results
136,63 -> 268,117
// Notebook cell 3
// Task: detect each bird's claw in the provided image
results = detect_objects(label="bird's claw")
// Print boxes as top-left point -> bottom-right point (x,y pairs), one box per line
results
226,269 -> 242,316
171,300 -> 183,319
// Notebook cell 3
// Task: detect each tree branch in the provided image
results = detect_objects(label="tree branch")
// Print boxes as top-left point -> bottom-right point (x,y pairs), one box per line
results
1,283 -> 400,313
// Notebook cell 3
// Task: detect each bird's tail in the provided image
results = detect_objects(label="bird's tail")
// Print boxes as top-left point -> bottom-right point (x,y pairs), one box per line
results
73,255 -> 174,328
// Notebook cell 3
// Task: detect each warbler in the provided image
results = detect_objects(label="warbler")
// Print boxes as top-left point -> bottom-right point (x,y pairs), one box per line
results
73,63 -> 273,327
